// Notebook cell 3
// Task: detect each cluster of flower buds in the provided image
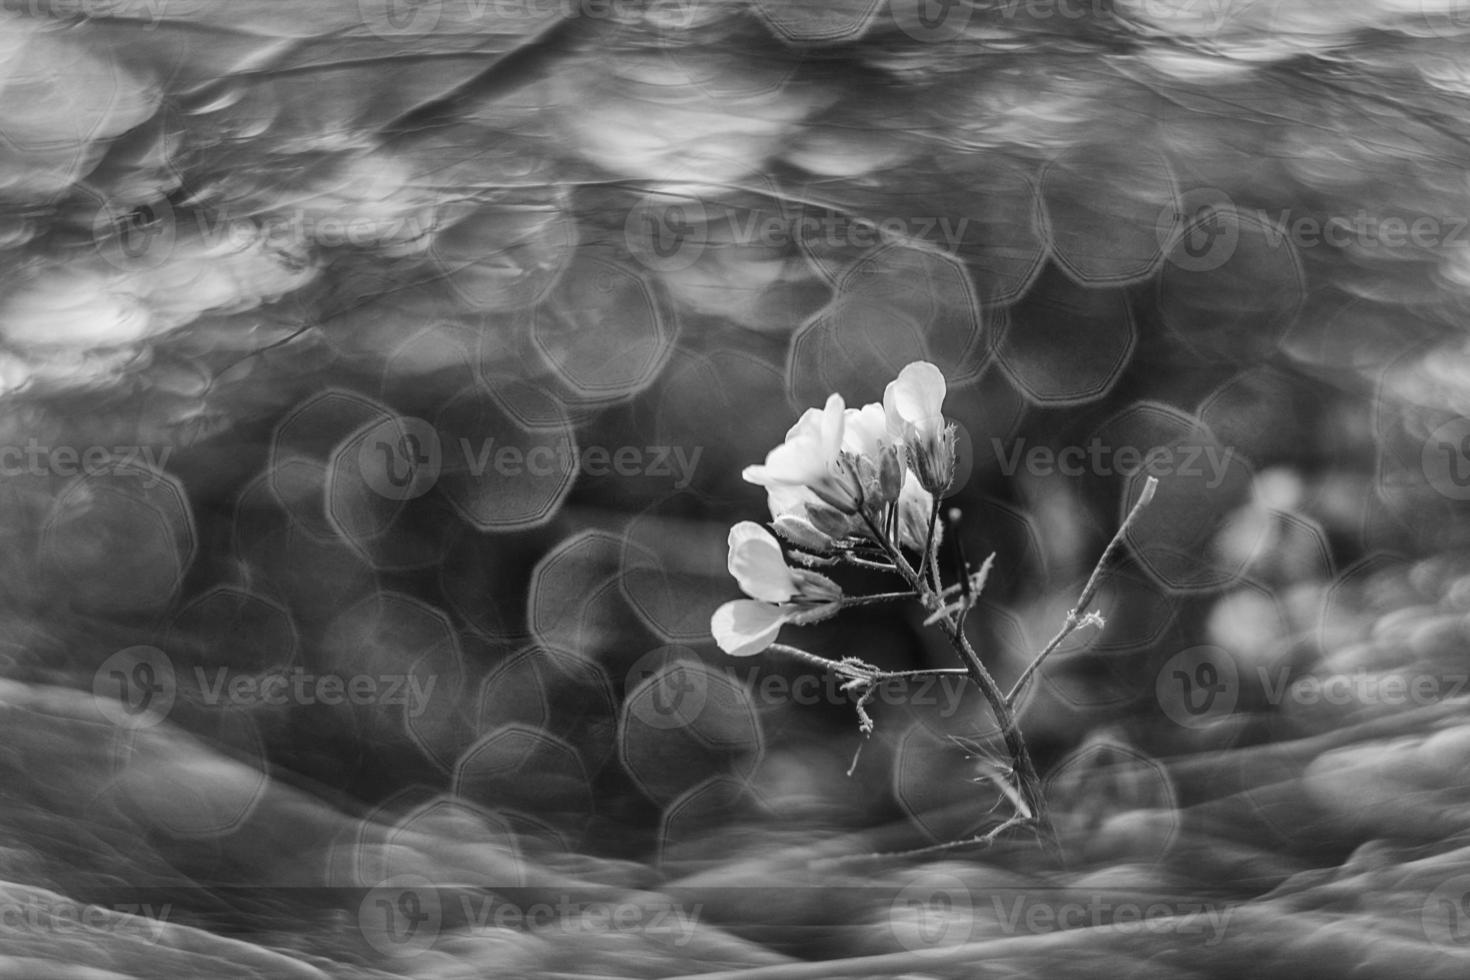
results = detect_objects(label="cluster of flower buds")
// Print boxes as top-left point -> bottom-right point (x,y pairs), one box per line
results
712,361 -> 960,657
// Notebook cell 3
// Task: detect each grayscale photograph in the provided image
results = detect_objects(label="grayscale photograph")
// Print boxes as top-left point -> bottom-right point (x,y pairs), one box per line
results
1,1 -> 1468,977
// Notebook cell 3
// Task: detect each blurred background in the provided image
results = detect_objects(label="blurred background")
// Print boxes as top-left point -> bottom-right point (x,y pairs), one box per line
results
5,1 -> 1470,976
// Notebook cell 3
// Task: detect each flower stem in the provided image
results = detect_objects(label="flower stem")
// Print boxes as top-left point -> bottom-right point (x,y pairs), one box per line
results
922,497 -> 941,593
839,554 -> 900,573
871,524 -> 1060,857
1006,476 -> 1159,707
838,591 -> 920,609
941,616 -> 1057,856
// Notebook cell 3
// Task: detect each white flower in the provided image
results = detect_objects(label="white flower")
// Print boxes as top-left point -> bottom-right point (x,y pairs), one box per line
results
726,521 -> 815,602
884,361 -> 946,442
884,361 -> 956,495
743,392 -> 910,518
743,394 -> 847,492
711,522 -> 841,657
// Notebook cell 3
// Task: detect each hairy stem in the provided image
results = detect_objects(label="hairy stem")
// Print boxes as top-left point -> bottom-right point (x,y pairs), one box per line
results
875,526 -> 1059,855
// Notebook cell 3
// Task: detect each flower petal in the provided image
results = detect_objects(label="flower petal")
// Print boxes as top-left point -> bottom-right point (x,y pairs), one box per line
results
727,521 -> 797,602
842,402 -> 889,458
710,600 -> 788,657
896,470 -> 937,551
783,405 -> 828,443
760,435 -> 831,487
820,393 -> 846,460
766,482 -> 820,520
884,361 -> 947,438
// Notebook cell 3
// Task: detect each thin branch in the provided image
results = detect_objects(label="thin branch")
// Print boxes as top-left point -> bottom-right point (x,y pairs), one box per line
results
860,522 -> 1060,856
763,643 -> 966,684
809,813 -> 1034,871
922,497 -> 941,594
1006,476 -> 1159,707
838,554 -> 900,573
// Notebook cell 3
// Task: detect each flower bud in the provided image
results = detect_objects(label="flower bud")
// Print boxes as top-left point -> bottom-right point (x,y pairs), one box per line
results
790,568 -> 842,604
772,515 -> 835,552
877,444 -> 904,505
807,501 -> 859,541
910,423 -> 957,497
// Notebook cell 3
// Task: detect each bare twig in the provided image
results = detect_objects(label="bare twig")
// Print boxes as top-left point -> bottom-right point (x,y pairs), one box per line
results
1006,476 -> 1159,707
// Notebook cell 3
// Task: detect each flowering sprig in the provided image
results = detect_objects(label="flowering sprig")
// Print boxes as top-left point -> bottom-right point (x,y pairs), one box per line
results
709,360 -> 1161,858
